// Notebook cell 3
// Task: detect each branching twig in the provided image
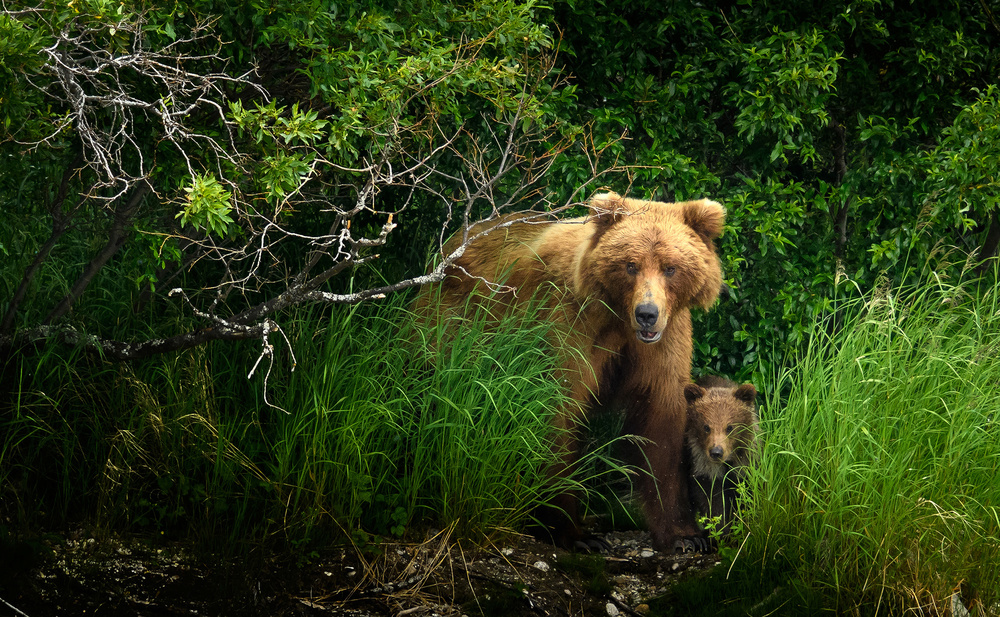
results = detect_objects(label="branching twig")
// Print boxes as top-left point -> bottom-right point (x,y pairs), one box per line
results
0,595 -> 30,617
2,7 -> 624,391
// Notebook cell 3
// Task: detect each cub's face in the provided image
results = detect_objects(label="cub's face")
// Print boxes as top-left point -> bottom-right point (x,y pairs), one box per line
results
684,383 -> 758,476
586,195 -> 724,344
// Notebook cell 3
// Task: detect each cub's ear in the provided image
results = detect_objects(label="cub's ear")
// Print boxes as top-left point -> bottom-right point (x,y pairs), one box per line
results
681,199 -> 725,244
733,384 -> 757,405
684,383 -> 706,404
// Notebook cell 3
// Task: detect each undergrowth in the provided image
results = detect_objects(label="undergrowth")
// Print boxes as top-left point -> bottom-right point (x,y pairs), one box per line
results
6,261 -> 999,615
0,291 -> 594,550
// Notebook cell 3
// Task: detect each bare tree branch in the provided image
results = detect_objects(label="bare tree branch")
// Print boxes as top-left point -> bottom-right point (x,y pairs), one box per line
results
2,6 -> 623,377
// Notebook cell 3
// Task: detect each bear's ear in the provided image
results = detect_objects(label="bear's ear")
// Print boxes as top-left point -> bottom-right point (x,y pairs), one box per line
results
587,192 -> 632,231
684,383 -> 706,404
691,259 -> 724,311
681,199 -> 725,244
733,384 -> 757,405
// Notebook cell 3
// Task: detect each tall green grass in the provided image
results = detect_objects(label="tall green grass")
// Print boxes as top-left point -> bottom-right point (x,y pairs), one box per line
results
0,340 -> 269,545
740,274 -> 1000,615
1,290 -> 584,550
267,293 -> 575,542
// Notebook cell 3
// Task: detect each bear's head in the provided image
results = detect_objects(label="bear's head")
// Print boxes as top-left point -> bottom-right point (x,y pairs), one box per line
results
683,382 -> 758,478
583,192 -> 724,344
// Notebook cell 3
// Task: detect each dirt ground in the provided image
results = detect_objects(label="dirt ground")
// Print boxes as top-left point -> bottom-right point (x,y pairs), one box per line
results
2,526 -> 724,617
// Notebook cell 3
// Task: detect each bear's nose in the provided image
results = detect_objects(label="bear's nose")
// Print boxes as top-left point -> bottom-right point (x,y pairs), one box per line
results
709,446 -> 724,460
634,303 -> 659,329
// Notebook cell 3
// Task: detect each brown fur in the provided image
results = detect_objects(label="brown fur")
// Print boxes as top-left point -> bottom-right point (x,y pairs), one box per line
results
421,192 -> 726,549
683,377 -> 759,534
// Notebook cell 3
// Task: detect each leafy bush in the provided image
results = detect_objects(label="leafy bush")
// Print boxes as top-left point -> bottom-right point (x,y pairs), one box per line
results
550,0 -> 1000,381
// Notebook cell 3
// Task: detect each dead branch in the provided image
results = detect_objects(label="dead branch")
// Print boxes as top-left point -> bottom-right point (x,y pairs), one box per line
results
2,5 -> 623,378
20,10 -> 258,201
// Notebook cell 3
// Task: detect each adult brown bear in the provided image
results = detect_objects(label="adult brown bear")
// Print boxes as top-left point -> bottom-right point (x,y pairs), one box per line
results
427,192 -> 725,551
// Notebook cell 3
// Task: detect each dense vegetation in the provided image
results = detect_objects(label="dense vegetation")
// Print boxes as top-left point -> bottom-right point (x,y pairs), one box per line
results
745,273 -> 1000,615
2,296 -> 579,545
3,0 -> 999,613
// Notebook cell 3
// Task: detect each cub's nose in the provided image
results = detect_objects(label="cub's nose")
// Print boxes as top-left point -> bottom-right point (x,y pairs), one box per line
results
709,446 -> 724,460
634,303 -> 659,329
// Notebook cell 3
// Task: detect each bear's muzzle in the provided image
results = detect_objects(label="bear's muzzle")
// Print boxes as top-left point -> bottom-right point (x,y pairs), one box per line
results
634,302 -> 663,343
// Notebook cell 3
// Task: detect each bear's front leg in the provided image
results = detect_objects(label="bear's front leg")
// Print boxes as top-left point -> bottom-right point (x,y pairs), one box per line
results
636,398 -> 705,552
531,346 -> 613,551
532,409 -> 586,548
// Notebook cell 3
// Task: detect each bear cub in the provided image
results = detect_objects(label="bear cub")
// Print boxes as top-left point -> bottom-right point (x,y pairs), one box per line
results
683,376 -> 759,536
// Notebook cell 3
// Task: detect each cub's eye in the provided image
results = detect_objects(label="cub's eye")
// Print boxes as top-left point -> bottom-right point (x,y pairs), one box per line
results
626,262 -> 638,275
664,266 -> 676,277
726,425 -> 734,434
703,425 -> 710,433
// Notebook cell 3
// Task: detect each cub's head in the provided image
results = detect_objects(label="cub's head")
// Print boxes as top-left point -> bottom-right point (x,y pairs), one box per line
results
585,192 -> 724,344
684,381 -> 758,478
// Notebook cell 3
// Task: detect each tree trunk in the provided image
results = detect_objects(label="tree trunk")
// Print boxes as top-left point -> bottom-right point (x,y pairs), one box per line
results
42,182 -> 150,325
1,157 -> 84,334
976,209 -> 1000,275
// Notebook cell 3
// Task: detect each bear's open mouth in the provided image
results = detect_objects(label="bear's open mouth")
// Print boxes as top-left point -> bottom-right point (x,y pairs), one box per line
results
637,330 -> 661,343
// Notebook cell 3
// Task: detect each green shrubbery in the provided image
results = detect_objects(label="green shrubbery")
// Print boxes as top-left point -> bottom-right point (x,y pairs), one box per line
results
268,295 -> 575,541
549,1 -> 1000,383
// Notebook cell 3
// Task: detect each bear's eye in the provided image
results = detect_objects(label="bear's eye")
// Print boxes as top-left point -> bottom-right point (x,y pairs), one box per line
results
664,266 -> 676,277
726,425 -> 734,434
626,262 -> 637,275
703,425 -> 710,434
